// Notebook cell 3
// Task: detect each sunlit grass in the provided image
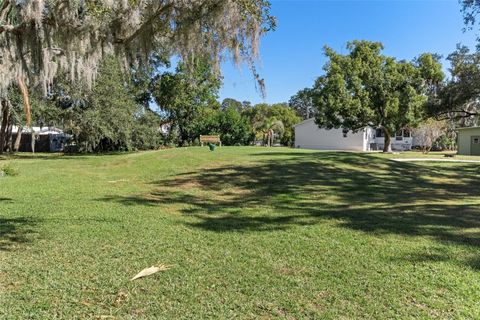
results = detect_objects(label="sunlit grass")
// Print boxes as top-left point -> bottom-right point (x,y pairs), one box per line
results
1,147 -> 480,318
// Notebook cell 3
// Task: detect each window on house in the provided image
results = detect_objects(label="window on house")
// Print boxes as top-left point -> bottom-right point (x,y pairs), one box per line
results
474,138 -> 479,144
342,129 -> 348,138
375,129 -> 384,137
395,130 -> 403,141
403,129 -> 411,138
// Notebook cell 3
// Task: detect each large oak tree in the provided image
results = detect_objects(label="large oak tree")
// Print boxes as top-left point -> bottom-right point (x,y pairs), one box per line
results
312,40 -> 443,152
426,45 -> 480,126
0,0 -> 275,152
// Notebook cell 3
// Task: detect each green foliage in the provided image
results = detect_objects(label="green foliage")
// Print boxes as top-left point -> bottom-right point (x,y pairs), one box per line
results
215,107 -> 253,145
254,116 -> 284,146
38,56 -> 165,153
415,53 -> 445,86
246,103 -> 301,146
461,0 -> 480,31
74,56 -> 138,152
434,134 -> 457,151
2,148 -> 480,318
269,103 -> 301,146
289,88 -> 315,120
131,110 -> 165,150
312,40 -> 444,151
171,104 -> 253,147
153,59 -> 222,146
427,45 -> 480,126
0,0 -> 274,98
221,98 -> 244,112
0,162 -> 18,176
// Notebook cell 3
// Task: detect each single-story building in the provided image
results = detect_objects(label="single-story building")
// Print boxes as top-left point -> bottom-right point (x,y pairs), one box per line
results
457,126 -> 480,155
293,118 -> 413,151
12,126 -> 69,152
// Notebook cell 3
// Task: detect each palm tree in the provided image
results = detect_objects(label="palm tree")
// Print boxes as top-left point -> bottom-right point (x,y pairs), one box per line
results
254,117 -> 284,147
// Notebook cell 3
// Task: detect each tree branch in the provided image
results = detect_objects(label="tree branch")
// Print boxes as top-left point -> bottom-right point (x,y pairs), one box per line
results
0,0 -> 12,23
114,3 -> 175,45
0,24 -> 13,32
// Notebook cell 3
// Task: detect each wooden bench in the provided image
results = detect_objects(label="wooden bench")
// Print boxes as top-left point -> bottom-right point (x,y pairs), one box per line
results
200,135 -> 222,147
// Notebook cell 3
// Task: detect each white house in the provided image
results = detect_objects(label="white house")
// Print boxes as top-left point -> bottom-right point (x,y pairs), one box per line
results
12,126 -> 69,152
293,118 -> 413,151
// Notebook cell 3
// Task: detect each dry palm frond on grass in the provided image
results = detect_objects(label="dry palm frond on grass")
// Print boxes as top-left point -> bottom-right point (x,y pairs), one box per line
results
130,264 -> 172,281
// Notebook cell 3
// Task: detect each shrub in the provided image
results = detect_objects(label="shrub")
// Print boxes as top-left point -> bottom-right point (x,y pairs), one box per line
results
0,163 -> 19,177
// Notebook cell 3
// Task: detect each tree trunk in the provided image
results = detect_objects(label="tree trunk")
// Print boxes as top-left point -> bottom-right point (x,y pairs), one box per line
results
383,130 -> 392,153
0,101 -> 10,154
6,122 -> 13,152
13,126 -> 22,152
16,77 -> 33,153
17,77 -> 31,127
31,132 -> 35,154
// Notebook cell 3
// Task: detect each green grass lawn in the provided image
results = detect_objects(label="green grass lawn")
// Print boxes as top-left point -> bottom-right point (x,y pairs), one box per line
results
1,147 -> 480,319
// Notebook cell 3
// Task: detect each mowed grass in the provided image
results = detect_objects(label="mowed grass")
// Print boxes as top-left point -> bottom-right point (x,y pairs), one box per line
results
1,147 -> 480,319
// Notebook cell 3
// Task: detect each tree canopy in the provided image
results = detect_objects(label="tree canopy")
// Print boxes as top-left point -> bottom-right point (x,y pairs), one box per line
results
244,102 -> 300,146
427,45 -> 480,126
461,0 -> 480,32
312,40 -> 444,152
221,98 -> 244,112
0,0 -> 275,98
289,88 -> 315,120
153,59 -> 221,146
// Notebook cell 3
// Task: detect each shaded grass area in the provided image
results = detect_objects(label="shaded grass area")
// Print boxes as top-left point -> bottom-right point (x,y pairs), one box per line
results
0,217 -> 37,251
102,152 -> 480,246
1,147 -> 480,318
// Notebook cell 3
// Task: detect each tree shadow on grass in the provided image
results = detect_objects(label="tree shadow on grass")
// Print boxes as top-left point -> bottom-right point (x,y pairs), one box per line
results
5,154 -> 96,161
0,151 -> 137,161
99,152 -> 480,250
0,215 -> 120,252
0,217 -> 38,251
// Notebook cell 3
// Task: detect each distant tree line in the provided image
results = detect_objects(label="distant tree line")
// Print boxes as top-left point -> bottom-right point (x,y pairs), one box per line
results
0,55 -> 301,153
4,1 -> 480,153
282,0 -> 480,153
0,0 -> 275,154
289,38 -> 480,152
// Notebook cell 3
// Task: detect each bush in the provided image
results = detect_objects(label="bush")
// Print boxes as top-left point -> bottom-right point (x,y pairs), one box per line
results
434,134 -> 456,151
0,163 -> 19,176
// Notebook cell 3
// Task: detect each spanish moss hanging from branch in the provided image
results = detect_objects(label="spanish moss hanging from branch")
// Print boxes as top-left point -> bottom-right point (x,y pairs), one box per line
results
0,0 -> 275,98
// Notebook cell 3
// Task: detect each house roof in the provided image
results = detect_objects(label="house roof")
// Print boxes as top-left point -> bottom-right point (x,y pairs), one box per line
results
12,126 -> 64,135
293,118 -> 316,128
293,118 -> 371,131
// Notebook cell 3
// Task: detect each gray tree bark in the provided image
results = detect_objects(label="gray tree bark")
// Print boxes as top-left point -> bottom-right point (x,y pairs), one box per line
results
13,126 -> 22,152
383,130 -> 392,153
30,132 -> 35,154
0,101 -> 10,154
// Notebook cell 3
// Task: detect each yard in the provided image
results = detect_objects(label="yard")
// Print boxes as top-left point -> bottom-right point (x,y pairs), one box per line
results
1,147 -> 480,318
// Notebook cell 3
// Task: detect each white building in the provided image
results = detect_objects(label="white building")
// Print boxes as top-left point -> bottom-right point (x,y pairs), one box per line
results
12,126 -> 69,152
293,118 -> 413,151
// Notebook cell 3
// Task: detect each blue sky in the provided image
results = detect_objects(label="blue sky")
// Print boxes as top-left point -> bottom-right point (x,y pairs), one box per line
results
218,0 -> 478,105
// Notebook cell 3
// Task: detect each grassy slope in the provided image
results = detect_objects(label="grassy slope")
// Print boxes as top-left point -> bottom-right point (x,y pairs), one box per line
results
1,147 -> 480,319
